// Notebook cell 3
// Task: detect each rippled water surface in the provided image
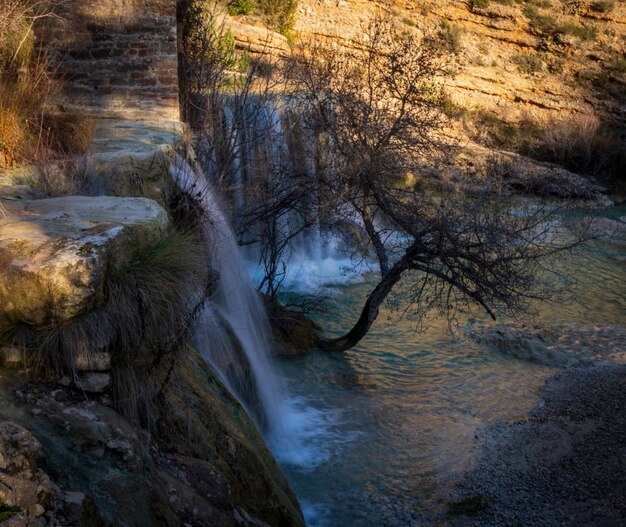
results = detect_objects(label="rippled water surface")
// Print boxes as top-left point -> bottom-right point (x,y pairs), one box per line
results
271,208 -> 626,526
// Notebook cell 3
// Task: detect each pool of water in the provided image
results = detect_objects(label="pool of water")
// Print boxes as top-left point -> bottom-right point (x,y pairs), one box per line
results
271,210 -> 626,526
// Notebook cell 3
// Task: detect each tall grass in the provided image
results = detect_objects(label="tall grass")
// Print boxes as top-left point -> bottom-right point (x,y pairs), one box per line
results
0,68 -> 52,167
0,0 -> 94,169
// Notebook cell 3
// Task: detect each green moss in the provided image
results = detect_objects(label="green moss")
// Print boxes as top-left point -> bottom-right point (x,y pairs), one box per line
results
0,501 -> 19,522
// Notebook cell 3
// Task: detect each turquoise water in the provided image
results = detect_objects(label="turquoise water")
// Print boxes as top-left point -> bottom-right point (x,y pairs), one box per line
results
272,210 -> 626,526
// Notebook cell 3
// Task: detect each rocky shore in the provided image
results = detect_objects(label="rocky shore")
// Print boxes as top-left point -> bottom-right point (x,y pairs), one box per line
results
448,363 -> 626,526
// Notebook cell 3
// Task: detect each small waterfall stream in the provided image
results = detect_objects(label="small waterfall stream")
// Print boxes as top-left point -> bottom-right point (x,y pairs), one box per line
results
169,156 -> 333,469
170,157 -> 281,430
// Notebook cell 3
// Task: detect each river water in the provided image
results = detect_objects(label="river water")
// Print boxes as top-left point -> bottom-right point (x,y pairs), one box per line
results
267,208 -> 626,526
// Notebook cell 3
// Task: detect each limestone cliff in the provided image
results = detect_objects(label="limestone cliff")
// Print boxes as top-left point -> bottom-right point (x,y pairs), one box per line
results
238,0 -> 625,128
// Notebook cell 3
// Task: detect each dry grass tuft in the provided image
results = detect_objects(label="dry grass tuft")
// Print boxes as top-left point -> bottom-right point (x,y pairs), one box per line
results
1,227 -> 210,428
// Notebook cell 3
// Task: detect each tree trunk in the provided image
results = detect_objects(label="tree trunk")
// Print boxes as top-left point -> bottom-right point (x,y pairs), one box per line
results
314,257 -> 408,352
361,185 -> 390,275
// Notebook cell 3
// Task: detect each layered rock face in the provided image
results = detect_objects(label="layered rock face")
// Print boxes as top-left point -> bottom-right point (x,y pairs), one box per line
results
227,0 -> 625,129
292,0 -> 625,127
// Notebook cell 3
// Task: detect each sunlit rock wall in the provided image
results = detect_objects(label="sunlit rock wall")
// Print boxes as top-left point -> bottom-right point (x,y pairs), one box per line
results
37,0 -> 179,121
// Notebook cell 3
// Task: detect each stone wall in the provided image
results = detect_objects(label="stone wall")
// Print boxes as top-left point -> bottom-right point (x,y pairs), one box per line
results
37,0 -> 179,121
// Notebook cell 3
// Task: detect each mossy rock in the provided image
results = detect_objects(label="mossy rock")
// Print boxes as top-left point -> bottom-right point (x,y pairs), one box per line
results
156,348 -> 305,526
266,299 -> 323,356
0,196 -> 168,329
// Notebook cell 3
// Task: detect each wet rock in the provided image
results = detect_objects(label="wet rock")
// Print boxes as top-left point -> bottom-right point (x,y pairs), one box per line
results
74,351 -> 111,372
75,372 -> 111,393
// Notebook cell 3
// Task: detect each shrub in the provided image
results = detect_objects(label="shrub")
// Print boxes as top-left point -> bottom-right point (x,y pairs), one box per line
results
0,71 -> 53,167
523,5 -> 557,34
469,0 -> 490,11
513,52 -> 543,74
591,0 -> 616,12
442,96 -> 468,119
258,0 -> 298,37
534,114 -> 625,179
228,0 -> 255,16
471,111 -> 540,151
0,1 -> 92,169
607,57 -> 626,75
0,73 -> 95,168
0,1 -> 36,72
560,22 -> 598,41
546,55 -> 565,74
440,19 -> 463,51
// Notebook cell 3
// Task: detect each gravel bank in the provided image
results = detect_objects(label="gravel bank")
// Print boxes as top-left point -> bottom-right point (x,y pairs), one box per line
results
448,364 -> 626,527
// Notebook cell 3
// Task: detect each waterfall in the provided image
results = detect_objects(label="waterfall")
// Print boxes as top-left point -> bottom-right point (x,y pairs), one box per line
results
170,156 -> 283,431
170,156 -> 342,472
197,95 -> 369,294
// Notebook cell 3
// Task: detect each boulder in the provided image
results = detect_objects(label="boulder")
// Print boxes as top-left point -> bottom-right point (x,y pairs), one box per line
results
0,196 -> 168,328
226,18 -> 290,56
579,216 -> 626,241
0,346 -> 305,527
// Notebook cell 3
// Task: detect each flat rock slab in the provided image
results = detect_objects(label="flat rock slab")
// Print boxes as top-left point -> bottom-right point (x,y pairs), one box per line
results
0,196 -> 168,327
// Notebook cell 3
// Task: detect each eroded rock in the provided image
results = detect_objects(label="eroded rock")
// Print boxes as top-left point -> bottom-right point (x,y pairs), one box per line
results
0,196 -> 168,328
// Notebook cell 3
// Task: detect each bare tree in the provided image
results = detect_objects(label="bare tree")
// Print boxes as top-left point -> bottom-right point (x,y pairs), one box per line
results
289,16 -> 581,351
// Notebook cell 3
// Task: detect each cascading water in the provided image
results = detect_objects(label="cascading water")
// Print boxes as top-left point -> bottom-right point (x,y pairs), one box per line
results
169,156 -> 337,469
198,96 -> 368,294
170,156 -> 282,429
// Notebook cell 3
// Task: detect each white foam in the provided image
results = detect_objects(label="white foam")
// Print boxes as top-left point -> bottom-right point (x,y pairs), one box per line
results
268,396 -> 342,469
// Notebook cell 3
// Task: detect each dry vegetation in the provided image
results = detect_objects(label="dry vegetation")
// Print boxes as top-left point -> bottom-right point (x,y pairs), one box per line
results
464,110 -> 626,185
0,0 -> 94,170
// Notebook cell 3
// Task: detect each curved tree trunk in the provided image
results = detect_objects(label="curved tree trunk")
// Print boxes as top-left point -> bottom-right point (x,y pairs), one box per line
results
363,214 -> 389,276
314,257 -> 409,352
